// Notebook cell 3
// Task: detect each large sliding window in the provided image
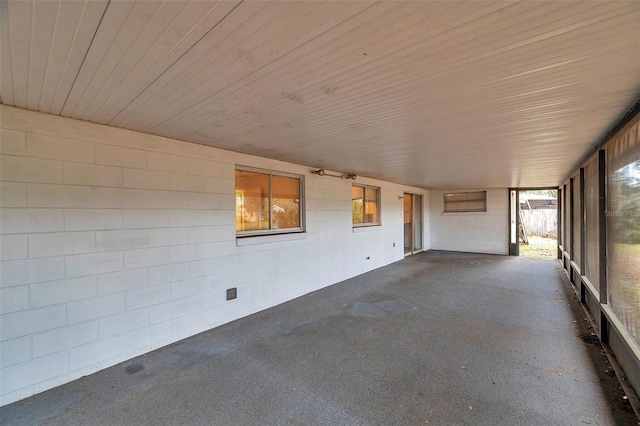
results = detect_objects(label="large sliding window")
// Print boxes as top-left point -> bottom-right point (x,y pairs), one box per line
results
606,120 -> 640,344
235,167 -> 304,236
352,184 -> 380,226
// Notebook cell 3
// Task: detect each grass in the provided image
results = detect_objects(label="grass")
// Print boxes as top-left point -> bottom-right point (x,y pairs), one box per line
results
520,235 -> 557,259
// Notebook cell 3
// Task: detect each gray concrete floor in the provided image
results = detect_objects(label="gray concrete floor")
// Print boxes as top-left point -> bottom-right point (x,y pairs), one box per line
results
1,251 -> 637,425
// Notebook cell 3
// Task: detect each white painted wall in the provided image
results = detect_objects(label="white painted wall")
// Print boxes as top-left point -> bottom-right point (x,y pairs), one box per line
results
429,189 -> 509,255
0,105 -> 429,405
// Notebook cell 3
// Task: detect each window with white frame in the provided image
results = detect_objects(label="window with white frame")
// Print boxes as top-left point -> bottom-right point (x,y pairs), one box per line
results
235,167 -> 304,236
443,191 -> 487,213
352,184 -> 380,226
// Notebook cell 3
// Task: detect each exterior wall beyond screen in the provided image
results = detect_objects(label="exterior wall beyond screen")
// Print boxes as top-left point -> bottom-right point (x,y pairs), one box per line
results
0,105 -> 430,406
429,189 -> 508,255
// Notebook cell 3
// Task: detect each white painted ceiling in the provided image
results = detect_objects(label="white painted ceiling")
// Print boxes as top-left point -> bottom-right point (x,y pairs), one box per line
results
2,0 -> 639,189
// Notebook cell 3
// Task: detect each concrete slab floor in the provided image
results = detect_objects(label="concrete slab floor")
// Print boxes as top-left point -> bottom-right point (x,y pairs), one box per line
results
1,251 -> 637,425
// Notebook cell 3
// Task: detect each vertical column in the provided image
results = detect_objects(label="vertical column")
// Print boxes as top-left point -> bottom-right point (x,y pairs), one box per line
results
569,178 -> 575,282
509,189 -> 519,256
598,149 -> 609,342
580,168 -> 586,302
557,187 -> 562,259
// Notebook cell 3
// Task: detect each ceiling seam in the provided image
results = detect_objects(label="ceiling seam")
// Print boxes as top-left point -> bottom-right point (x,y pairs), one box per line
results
157,1 -> 585,133
1,0 -> 15,105
80,0 -> 168,121
140,0 -> 386,134
187,3 -> 617,131
37,0 -> 61,111
104,0 -> 245,128
59,0 -> 111,117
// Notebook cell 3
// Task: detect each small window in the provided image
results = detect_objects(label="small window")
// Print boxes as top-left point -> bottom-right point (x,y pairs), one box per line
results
235,167 -> 304,236
352,184 -> 380,226
444,191 -> 487,213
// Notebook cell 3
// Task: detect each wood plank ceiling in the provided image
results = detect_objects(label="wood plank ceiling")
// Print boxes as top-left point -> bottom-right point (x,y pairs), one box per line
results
2,0 -> 639,189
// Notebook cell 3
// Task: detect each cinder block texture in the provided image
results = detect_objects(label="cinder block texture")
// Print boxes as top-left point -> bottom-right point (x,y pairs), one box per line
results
0,105 -> 431,406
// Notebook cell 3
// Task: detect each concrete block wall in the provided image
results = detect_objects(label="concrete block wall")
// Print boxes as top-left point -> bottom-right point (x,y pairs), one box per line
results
0,105 -> 429,405
429,189 -> 508,255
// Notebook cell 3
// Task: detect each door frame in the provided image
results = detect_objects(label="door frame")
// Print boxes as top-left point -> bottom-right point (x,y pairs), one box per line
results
509,187 -> 560,256
403,192 -> 423,256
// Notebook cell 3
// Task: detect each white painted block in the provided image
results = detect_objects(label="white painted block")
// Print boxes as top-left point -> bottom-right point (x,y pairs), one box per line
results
164,138 -> 208,160
236,266 -> 270,286
187,193 -> 221,210
65,251 -> 123,278
27,184 -> 94,208
98,269 -> 148,295
1,383 -> 35,405
123,169 -> 169,190
96,229 -> 147,251
188,226 -> 222,244
189,258 -> 223,278
126,321 -> 171,353
206,271 -> 237,293
123,247 -> 169,270
149,303 -> 171,324
0,351 -> 68,395
147,228 -> 189,247
0,257 -> 65,287
187,158 -> 221,177
0,182 -> 27,207
32,321 -> 98,358
28,231 -> 96,258
0,286 -> 29,313
64,209 -> 122,231
169,244 -> 206,263
169,210 -> 207,227
27,134 -> 94,163
222,254 -> 252,272
0,336 -> 32,368
145,191 -> 188,209
0,155 -> 62,183
205,177 -> 234,194
63,163 -> 123,187
219,163 -> 235,178
206,300 -> 237,326
220,193 -> 236,208
125,284 -> 171,310
0,304 -> 66,341
94,187 -> 147,209
169,173 -> 206,192
98,309 -> 149,338
149,263 -> 189,285
170,295 -> 207,319
171,277 -> 206,301
171,310 -> 206,339
204,290 -> 225,308
68,334 -> 125,371
146,152 -> 188,174
30,276 -> 97,308
122,210 -> 169,229
0,235 -> 28,260
219,225 -> 236,241
206,209 -> 235,226
67,293 -> 125,324
205,241 -> 236,258
0,129 -> 26,155
95,144 -> 146,169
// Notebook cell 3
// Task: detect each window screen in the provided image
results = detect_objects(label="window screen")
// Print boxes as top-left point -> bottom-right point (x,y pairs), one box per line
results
444,191 -> 487,213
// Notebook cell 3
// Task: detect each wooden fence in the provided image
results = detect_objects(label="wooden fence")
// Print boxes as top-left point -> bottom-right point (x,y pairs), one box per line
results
521,209 -> 557,238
